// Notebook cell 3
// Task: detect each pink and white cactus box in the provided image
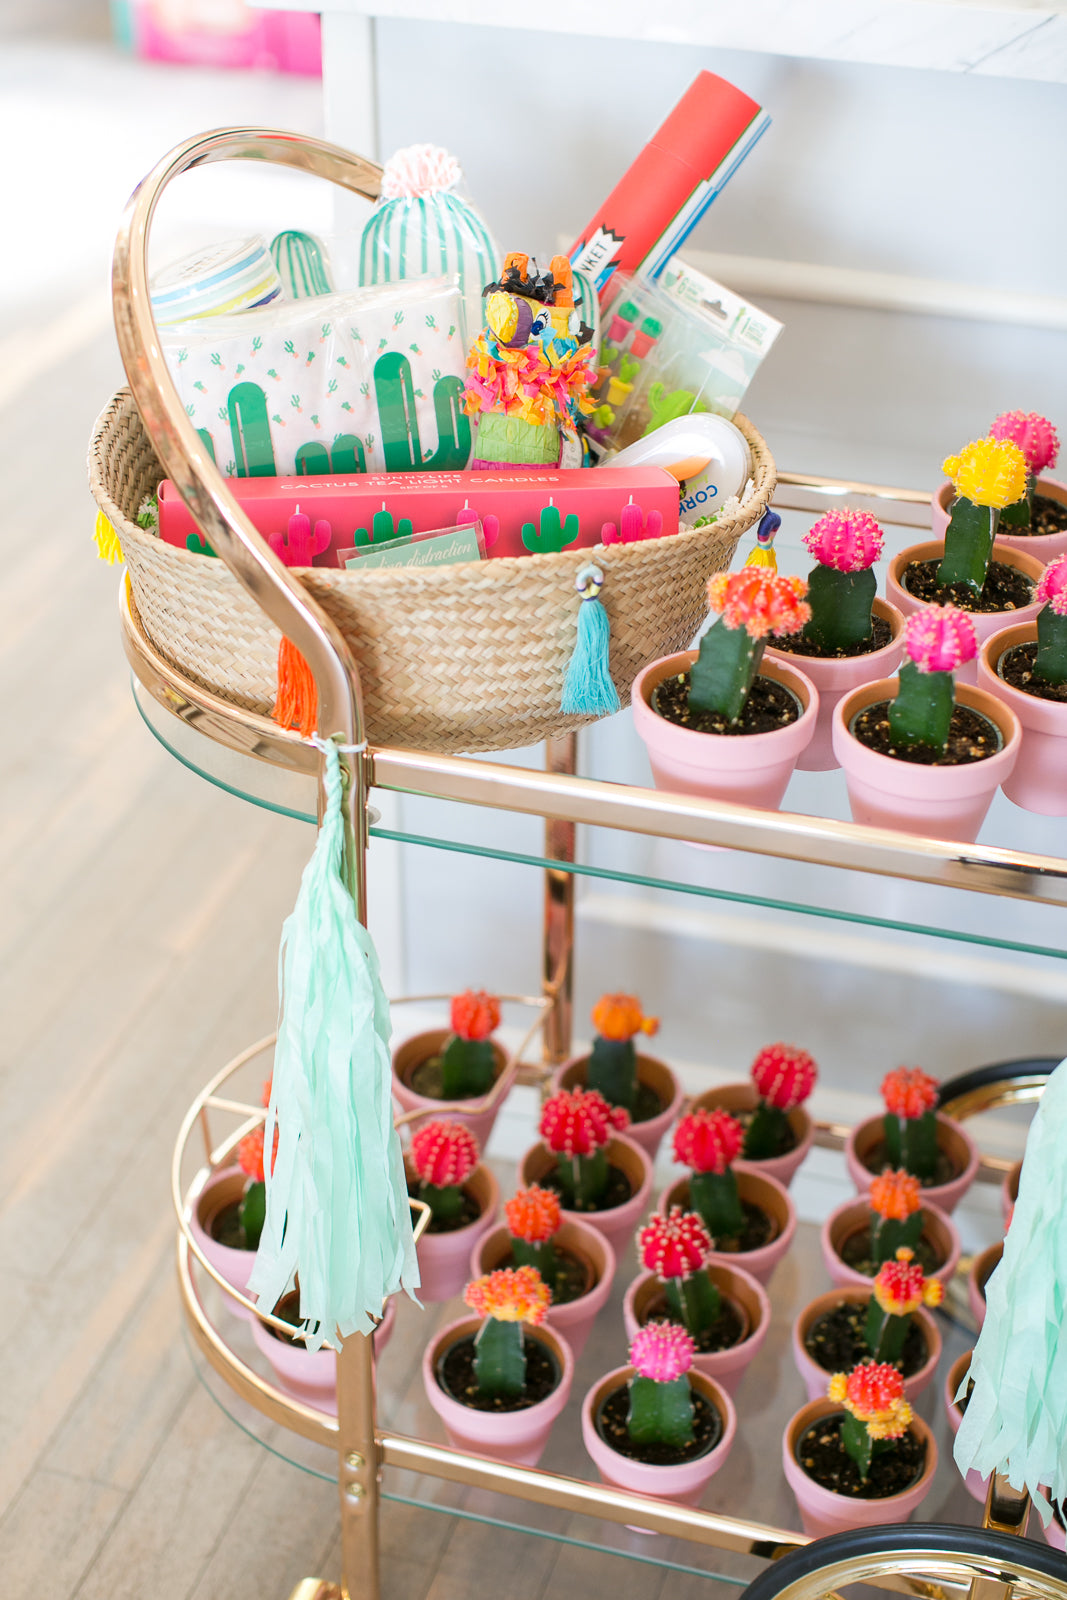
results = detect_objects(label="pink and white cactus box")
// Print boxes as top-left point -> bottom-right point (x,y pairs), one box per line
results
156,466 -> 680,564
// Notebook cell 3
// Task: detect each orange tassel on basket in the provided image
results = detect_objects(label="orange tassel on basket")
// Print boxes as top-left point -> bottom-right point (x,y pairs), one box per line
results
274,637 -> 318,737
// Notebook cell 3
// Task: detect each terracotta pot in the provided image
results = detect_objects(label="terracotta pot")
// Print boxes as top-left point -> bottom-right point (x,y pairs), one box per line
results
1002,1160 -> 1021,1231
392,1028 -> 514,1150
519,1133 -> 653,1259
968,1240 -> 1004,1330
471,1219 -> 616,1360
659,1165 -> 796,1287
422,1314 -> 573,1468
631,649 -> 818,808
821,1195 -> 960,1292
187,1164 -> 258,1321
688,1082 -> 813,1189
782,1397 -> 937,1537
765,599 -> 907,772
409,1159 -> 500,1304
978,623 -> 1067,816
931,477 -> 1067,565
845,1111 -> 980,1216
1042,1498 -> 1067,1552
581,1364 -> 737,1508
250,1293 -> 396,1412
943,1350 -> 987,1504
552,1052 -> 683,1162
791,1287 -> 941,1404
622,1262 -> 770,1396
886,538 -> 1044,686
832,675 -> 1021,843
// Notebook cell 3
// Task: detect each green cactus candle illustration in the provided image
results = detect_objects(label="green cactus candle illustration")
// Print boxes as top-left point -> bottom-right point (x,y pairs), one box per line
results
353,507 -> 414,546
521,502 -> 579,554
373,354 -> 470,472
187,532 -> 217,557
228,382 -> 276,478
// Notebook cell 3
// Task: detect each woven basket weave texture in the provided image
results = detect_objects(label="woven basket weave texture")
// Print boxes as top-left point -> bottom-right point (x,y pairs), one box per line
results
89,389 -> 776,753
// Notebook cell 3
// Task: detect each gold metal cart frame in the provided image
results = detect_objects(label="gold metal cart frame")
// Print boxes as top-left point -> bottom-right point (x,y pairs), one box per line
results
113,129 -> 1064,1600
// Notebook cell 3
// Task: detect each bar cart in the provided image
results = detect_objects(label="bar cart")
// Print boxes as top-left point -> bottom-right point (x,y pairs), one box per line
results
94,129 -> 1067,1600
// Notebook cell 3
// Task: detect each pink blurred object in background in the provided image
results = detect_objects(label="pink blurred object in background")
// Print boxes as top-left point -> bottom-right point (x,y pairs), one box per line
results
114,0 -> 322,76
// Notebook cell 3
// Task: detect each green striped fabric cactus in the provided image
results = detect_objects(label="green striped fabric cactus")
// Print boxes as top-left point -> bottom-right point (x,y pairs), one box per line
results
270,231 -> 334,299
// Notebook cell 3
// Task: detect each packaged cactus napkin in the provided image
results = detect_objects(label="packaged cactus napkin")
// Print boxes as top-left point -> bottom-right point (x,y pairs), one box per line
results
359,144 -> 499,349
161,276 -> 470,479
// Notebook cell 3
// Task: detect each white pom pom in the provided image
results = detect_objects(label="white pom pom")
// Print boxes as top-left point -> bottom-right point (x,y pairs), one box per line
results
380,144 -> 462,201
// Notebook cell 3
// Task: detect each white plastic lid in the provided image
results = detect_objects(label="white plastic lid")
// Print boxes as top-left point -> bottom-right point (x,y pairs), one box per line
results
605,414 -> 752,496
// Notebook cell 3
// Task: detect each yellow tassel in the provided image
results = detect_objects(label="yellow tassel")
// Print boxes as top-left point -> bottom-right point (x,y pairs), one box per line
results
743,509 -> 781,571
94,511 -> 123,565
744,545 -> 778,571
274,637 -> 318,738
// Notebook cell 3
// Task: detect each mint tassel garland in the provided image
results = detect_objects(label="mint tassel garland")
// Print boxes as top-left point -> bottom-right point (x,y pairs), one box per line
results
248,737 -> 419,1350
561,563 -> 620,717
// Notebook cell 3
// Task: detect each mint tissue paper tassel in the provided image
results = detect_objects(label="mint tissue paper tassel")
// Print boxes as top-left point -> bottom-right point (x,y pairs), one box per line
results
561,563 -> 620,717
953,1055 -> 1067,1523
248,737 -> 419,1349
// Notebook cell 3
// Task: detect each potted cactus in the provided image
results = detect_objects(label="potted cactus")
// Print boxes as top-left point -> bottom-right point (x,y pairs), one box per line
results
932,413 -> 1067,561
552,993 -> 682,1161
792,1248 -> 943,1403
832,605 -> 1021,842
889,436 -> 1044,685
689,1042 -> 817,1188
188,1113 -> 276,1321
631,567 -> 819,808
660,1108 -> 796,1286
623,1208 -> 771,1395
406,1120 -> 499,1303
943,1351 -> 988,1504
250,1292 -> 396,1411
581,1323 -> 737,1507
471,1184 -> 616,1358
765,510 -> 906,770
845,1066 -> 980,1214
519,1087 -> 652,1256
422,1266 -> 574,1467
822,1168 -> 960,1292
967,1237 -> 1004,1330
783,1363 -> 938,1537
978,556 -> 1067,815
392,991 -> 514,1149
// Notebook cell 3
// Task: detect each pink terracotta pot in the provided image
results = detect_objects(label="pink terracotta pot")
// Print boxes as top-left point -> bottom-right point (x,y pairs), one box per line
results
187,1164 -> 258,1321
821,1195 -> 960,1292
410,1160 -> 499,1304
765,599 -> 906,772
1042,1497 -> 1067,1552
422,1314 -> 573,1468
791,1287 -> 941,1404
832,675 -> 1021,843
631,649 -> 819,808
250,1293 -> 396,1412
845,1111 -> 980,1216
886,539 -> 1044,686
1002,1161 -> 1021,1231
943,1350 -> 987,1504
519,1133 -> 653,1260
978,623 -> 1067,816
552,1052 -> 683,1162
392,1028 -> 514,1151
783,1397 -> 937,1537
968,1240 -> 1004,1330
471,1218 -> 616,1360
932,477 -> 1067,565
688,1082 -> 814,1189
659,1165 -> 796,1287
622,1261 -> 770,1397
581,1364 -> 737,1508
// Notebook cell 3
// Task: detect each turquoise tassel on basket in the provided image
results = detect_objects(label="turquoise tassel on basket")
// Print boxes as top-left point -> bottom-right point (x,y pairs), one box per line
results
248,736 -> 419,1349
953,1055 -> 1067,1523
561,563 -> 620,717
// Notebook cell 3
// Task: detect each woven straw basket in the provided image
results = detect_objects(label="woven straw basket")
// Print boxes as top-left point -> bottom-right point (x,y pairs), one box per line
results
90,388 -> 776,754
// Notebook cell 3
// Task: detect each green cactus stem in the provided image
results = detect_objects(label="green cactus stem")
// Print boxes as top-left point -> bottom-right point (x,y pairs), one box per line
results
999,472 -> 1033,529
586,1036 -> 636,1115
228,382 -> 277,477
419,1179 -> 466,1225
886,661 -> 955,752
870,1208 -> 923,1268
743,1103 -> 791,1161
804,565 -> 876,653
937,497 -> 998,592
439,1034 -> 496,1099
627,1375 -> 694,1449
1035,606 -> 1067,685
473,1317 -> 526,1399
521,503 -> 580,554
664,1270 -> 721,1338
510,1236 -> 559,1283
884,1108 -> 939,1181
840,1410 -> 876,1481
555,1147 -> 608,1211
688,617 -> 765,724
864,1297 -> 909,1365
689,1170 -> 746,1243
239,1179 -> 265,1250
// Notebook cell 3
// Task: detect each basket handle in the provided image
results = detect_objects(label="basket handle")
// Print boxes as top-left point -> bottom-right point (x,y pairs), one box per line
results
111,128 -> 384,859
